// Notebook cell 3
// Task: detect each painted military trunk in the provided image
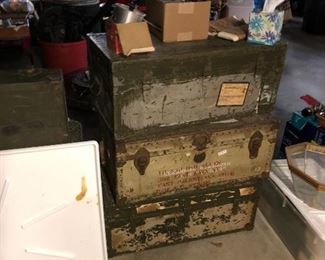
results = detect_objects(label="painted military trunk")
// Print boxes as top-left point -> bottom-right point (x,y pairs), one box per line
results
101,114 -> 279,205
88,33 -> 287,140
0,69 -> 69,150
102,175 -> 260,257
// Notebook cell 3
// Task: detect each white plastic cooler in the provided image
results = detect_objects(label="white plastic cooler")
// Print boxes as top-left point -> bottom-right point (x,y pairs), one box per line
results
0,141 -> 108,260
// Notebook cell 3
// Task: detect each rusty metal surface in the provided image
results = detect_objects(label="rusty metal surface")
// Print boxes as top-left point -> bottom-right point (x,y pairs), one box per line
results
102,115 -> 279,204
0,69 -> 69,150
88,33 -> 287,139
102,176 -> 259,257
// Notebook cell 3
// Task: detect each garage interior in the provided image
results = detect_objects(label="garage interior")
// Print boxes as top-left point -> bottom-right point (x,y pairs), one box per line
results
0,1 -> 325,259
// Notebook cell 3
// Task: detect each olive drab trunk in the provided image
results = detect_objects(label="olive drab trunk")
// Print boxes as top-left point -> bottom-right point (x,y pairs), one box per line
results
88,31 -> 286,257
0,69 -> 69,150
102,115 -> 279,205
88,33 -> 287,140
102,174 -> 260,257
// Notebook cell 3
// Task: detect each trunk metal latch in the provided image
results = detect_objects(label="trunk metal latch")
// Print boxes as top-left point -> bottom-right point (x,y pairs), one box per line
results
248,130 -> 263,159
134,148 -> 150,175
192,134 -> 209,163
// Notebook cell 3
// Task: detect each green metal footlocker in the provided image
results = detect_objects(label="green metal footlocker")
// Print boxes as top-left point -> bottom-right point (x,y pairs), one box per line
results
88,33 -> 287,140
102,174 -> 261,257
0,69 -> 69,150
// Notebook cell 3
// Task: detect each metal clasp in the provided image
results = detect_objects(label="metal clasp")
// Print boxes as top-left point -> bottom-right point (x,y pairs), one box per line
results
134,148 -> 150,175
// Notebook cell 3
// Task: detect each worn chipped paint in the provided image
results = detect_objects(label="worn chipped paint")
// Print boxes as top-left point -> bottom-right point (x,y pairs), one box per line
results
88,33 -> 287,139
260,85 -> 273,104
184,201 -> 254,238
102,116 -> 278,204
102,179 -> 259,257
120,74 -> 259,130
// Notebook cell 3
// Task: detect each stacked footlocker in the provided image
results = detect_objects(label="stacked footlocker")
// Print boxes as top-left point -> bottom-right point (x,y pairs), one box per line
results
0,69 -> 69,150
88,33 -> 287,257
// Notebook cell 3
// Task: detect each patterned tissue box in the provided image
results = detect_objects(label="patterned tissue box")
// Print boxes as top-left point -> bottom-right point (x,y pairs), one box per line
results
247,11 -> 284,46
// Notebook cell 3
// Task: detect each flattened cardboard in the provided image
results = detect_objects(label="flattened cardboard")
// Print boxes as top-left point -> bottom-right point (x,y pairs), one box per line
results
116,22 -> 155,56
146,0 -> 211,42
209,17 -> 248,41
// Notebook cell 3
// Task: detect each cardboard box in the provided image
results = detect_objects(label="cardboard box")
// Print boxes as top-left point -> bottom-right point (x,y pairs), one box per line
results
106,20 -> 154,56
145,0 -> 211,42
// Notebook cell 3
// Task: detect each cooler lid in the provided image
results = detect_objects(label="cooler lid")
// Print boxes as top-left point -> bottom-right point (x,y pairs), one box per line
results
0,141 -> 108,260
286,142 -> 325,191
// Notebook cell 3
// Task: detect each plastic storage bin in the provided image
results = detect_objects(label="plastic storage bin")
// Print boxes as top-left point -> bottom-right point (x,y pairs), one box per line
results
260,160 -> 325,260
286,142 -> 325,210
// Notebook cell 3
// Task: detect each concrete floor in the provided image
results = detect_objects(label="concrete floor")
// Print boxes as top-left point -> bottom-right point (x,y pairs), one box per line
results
276,19 -> 325,117
273,18 -> 325,157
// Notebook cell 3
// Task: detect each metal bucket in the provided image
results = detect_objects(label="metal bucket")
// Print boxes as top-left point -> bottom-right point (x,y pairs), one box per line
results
112,3 -> 145,24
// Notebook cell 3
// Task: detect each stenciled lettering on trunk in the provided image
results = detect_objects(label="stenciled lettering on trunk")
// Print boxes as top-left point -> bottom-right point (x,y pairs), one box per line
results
157,161 -> 232,193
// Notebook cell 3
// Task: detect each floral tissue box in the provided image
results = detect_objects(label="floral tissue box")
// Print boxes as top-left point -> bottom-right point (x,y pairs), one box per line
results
247,11 -> 284,46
